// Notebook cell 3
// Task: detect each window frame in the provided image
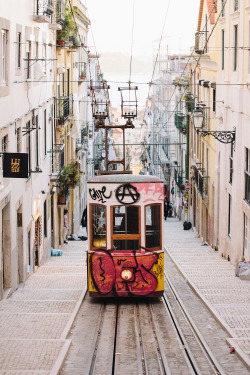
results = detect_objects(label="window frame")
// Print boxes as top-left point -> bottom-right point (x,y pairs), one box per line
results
44,200 -> 47,238
2,30 -> 7,84
111,204 -> 141,251
229,143 -> 233,184
234,0 -> 239,12
221,0 -> 225,17
44,109 -> 47,156
144,203 -> 162,251
89,203 -> 107,251
245,148 -> 250,205
17,32 -> 21,69
221,29 -> 225,71
228,194 -> 232,238
233,25 -> 238,71
244,214 -> 250,260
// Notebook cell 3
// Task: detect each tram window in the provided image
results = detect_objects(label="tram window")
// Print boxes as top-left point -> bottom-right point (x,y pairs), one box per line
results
113,239 -> 139,251
145,204 -> 161,249
91,204 -> 106,249
113,206 -> 139,234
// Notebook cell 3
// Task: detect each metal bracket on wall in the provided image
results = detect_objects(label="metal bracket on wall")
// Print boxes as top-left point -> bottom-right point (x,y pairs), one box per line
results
197,128 -> 236,144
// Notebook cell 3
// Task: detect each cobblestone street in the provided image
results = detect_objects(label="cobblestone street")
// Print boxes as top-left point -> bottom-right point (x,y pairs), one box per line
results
165,218 -> 250,371
0,231 -> 87,375
0,221 -> 250,373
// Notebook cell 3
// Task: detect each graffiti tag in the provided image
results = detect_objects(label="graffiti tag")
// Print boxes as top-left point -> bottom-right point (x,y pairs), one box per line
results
115,183 -> 140,205
90,248 -> 159,296
89,186 -> 112,203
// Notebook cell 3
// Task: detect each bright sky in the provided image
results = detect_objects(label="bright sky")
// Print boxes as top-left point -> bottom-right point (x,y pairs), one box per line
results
85,0 -> 200,107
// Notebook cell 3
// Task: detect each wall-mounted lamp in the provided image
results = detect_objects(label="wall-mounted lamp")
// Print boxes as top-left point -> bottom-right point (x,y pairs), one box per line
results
50,186 -> 56,195
41,190 -> 45,194
191,108 -> 204,129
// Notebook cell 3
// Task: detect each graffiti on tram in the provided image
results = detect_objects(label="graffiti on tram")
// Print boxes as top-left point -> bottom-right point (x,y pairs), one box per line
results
89,248 -> 161,296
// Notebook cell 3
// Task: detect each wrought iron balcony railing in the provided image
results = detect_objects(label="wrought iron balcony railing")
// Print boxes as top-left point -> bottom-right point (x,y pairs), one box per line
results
174,113 -> 188,134
56,95 -> 72,125
174,168 -> 184,191
77,62 -> 86,80
193,164 -> 209,199
56,0 -> 65,24
35,0 -> 54,15
49,143 -> 65,177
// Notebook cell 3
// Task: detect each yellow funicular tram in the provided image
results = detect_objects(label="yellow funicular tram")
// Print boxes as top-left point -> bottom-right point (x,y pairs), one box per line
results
87,82 -> 164,297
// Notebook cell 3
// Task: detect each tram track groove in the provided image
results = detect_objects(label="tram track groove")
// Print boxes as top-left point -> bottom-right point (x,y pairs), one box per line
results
147,303 -> 172,375
164,271 -> 227,375
135,303 -> 148,375
88,302 -> 107,375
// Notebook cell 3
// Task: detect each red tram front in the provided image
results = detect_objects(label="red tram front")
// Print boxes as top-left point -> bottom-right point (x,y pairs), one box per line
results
87,174 -> 164,297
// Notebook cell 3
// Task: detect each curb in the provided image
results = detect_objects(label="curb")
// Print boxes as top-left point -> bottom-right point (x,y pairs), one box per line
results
49,286 -> 87,375
50,339 -> 71,375
226,338 -> 250,371
165,247 -> 250,370
60,287 -> 87,340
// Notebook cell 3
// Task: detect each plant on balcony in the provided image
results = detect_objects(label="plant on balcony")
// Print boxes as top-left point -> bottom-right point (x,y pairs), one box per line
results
80,70 -> 85,79
57,6 -> 75,45
184,93 -> 194,112
67,161 -> 80,186
57,115 -> 65,126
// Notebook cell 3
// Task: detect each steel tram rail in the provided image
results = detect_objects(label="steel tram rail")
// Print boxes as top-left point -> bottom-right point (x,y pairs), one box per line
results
163,271 -> 227,375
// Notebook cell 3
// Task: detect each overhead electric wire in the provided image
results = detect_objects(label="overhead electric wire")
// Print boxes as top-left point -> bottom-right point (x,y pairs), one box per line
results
157,0 -> 229,134
161,0 -> 219,125
143,0 -> 171,119
129,0 -> 136,83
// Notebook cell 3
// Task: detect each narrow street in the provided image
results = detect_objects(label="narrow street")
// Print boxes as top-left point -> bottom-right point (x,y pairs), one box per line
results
1,221 -> 249,374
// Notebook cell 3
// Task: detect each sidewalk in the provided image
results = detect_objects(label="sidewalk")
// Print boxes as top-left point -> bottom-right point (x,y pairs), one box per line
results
164,218 -> 250,370
0,228 -> 88,375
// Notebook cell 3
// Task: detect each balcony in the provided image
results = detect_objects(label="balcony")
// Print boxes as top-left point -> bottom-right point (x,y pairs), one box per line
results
193,164 -> 209,199
33,0 -> 54,23
56,96 -> 71,126
185,93 -> 195,113
195,31 -> 207,54
174,168 -> 184,191
49,143 -> 65,178
174,113 -> 189,134
77,62 -> 86,82
56,0 -> 65,25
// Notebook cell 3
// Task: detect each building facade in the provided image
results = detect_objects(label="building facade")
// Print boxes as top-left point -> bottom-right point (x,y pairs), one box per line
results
0,0 -> 90,300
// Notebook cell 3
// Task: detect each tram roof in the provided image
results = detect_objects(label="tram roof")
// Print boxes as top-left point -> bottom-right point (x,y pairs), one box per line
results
88,174 -> 163,184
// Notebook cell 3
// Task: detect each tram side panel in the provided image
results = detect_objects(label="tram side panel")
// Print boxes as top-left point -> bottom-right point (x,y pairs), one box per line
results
87,178 -> 164,297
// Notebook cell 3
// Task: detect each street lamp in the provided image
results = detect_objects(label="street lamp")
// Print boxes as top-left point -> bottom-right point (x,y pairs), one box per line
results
191,108 -> 204,130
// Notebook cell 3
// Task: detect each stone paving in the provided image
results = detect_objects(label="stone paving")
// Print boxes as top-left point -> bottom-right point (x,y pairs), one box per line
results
164,218 -> 250,370
0,230 -> 87,374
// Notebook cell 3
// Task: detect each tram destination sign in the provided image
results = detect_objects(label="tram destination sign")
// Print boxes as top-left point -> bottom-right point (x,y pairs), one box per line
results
3,153 -> 29,178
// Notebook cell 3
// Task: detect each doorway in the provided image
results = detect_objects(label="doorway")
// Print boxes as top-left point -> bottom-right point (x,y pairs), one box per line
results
2,203 -> 11,290
17,207 -> 23,283
34,216 -> 41,267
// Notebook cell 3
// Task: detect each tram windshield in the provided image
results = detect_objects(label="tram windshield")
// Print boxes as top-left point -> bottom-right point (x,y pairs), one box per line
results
91,204 -> 106,249
112,205 -> 140,250
145,204 -> 161,249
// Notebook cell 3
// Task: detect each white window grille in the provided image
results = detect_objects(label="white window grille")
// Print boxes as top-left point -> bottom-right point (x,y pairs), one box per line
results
2,30 -> 7,84
244,214 -> 250,261
17,32 -> 21,69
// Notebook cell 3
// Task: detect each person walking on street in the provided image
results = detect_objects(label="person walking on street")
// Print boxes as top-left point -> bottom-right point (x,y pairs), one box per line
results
81,207 -> 87,227
164,197 -> 170,220
63,209 -> 68,244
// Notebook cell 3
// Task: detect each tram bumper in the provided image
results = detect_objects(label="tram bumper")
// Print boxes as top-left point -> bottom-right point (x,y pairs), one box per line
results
88,250 -> 164,297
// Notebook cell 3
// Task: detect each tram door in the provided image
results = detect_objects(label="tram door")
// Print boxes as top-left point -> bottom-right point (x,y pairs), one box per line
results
111,206 -> 140,251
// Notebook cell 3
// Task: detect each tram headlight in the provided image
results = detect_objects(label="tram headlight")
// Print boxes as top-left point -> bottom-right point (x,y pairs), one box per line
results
121,269 -> 133,281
